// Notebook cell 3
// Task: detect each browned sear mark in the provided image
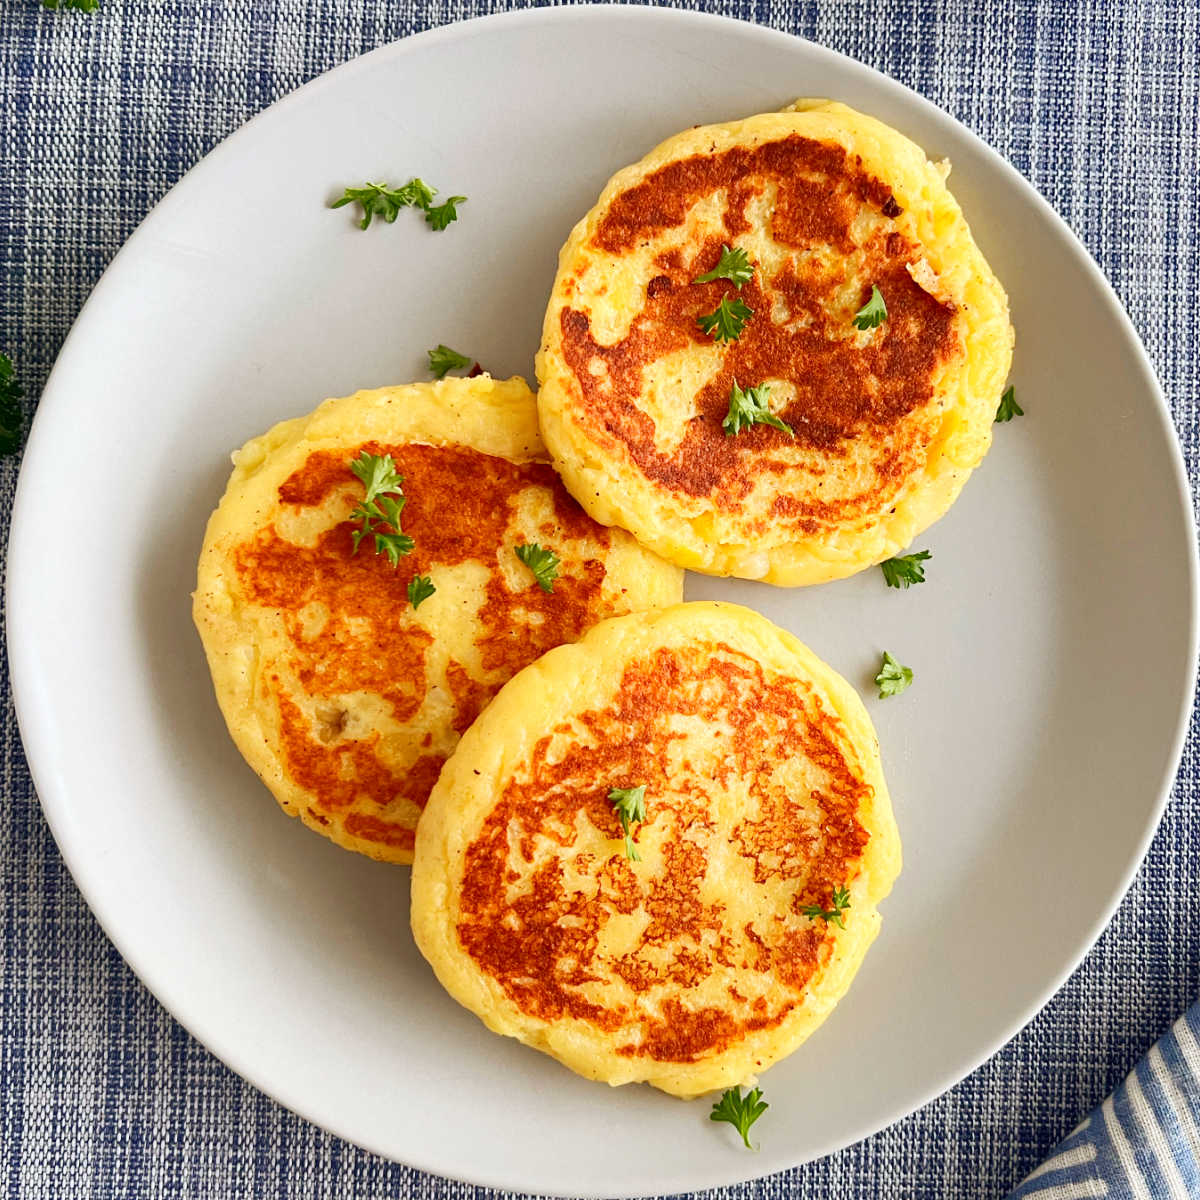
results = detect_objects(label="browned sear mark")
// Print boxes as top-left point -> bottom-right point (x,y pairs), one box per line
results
456,644 -> 873,1063
232,444 -> 613,851
560,134 -> 962,526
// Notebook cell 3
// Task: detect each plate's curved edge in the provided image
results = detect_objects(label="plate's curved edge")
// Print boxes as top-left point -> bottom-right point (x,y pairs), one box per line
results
7,6 -> 1198,1196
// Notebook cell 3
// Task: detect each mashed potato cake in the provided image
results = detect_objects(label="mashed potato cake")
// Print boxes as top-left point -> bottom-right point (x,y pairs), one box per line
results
193,376 -> 683,864
537,100 -> 1014,584
411,602 -> 900,1097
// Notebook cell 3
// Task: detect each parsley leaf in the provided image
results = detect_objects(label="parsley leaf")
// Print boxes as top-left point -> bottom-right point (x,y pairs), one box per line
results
427,344 -> 473,380
407,575 -> 436,609
608,785 -> 647,861
371,529 -> 416,567
515,543 -> 560,593
424,195 -> 466,231
697,296 -> 753,343
330,178 -> 436,230
875,651 -> 914,698
347,451 -> 413,566
722,380 -> 793,439
350,450 -> 404,499
852,285 -> 888,331
42,0 -> 99,9
694,244 -> 755,288
995,385 -> 1023,422
0,353 -> 25,457
710,1086 -> 768,1150
880,550 -> 932,589
798,884 -> 852,930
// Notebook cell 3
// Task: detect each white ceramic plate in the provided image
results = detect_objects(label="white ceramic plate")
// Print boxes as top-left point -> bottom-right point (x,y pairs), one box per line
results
8,7 -> 1197,1195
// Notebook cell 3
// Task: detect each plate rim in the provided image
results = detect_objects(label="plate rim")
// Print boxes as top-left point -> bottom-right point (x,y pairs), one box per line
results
8,4 -> 1199,1193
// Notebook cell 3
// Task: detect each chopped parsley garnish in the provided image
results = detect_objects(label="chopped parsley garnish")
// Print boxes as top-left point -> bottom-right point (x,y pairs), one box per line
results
331,178 -> 464,231
515,543 -> 560,593
875,651 -> 914,698
42,0 -> 99,9
995,385 -> 1024,422
697,296 -> 753,343
407,575 -> 436,609
880,550 -> 932,589
347,451 -> 414,567
331,179 -> 434,229
608,785 -> 647,861
424,195 -> 466,231
0,353 -> 25,457
852,285 -> 888,331
427,344 -> 473,380
694,244 -> 755,289
710,1086 -> 768,1150
798,884 -> 852,930
722,380 -> 793,439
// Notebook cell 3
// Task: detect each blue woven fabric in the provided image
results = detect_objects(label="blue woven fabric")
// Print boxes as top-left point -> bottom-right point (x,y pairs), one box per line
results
1008,1002 -> 1200,1198
1,2 -> 1198,1197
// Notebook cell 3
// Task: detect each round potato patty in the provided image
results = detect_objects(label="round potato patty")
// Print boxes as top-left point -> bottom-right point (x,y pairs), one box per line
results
411,602 -> 901,1097
193,376 -> 683,864
537,100 -> 1014,584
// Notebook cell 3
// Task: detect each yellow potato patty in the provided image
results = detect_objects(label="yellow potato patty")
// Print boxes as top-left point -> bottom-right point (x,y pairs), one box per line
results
536,100 -> 1014,584
411,602 -> 901,1096
193,376 -> 683,864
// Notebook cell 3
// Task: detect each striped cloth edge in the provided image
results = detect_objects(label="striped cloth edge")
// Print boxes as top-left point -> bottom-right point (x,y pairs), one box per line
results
1008,1001 -> 1200,1199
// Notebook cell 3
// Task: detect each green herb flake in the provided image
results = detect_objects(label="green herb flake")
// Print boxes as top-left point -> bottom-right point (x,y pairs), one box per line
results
608,785 -> 647,862
0,353 -> 25,457
347,451 -> 414,567
995,385 -> 1024,422
722,380 -> 793,439
407,575 -> 436,609
424,195 -> 466,231
798,884 -> 852,930
880,550 -> 932,589
852,285 -> 888,331
875,651 -> 914,699
694,244 -> 755,288
697,296 -> 753,343
515,543 -> 560,594
42,0 -> 100,10
427,344 -> 473,380
330,179 -> 436,230
710,1086 -> 768,1150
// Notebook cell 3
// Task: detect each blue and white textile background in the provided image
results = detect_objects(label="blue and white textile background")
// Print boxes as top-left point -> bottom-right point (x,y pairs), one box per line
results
1,2 -> 1198,1196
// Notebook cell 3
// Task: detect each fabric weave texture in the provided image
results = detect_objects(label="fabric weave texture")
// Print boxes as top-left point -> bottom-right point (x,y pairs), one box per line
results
1008,1001 -> 1200,1198
1,1 -> 1199,1197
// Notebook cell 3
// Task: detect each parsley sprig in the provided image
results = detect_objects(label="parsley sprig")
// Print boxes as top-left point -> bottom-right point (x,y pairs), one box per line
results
407,576 -> 436,609
995,385 -> 1023,422
710,1086 -> 768,1150
853,285 -> 888,331
0,353 -> 25,457
880,550 -> 932,589
427,344 -> 473,380
347,451 -> 414,567
875,651 -> 914,698
425,195 -> 467,231
798,884 -> 852,930
515,543 -> 560,593
697,296 -> 753,343
608,785 -> 647,861
42,0 -> 99,9
723,380 -> 793,439
331,178 -> 465,231
694,244 -> 754,288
